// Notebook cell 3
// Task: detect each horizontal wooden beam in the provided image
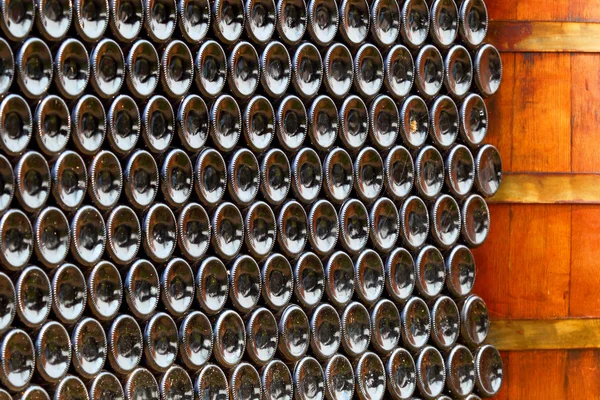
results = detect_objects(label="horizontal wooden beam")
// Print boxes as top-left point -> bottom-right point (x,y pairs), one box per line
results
488,319 -> 600,351
488,173 -> 600,204
488,21 -> 600,52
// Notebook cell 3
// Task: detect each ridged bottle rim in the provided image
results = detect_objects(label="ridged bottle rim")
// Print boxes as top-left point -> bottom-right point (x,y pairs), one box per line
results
415,346 -> 446,398
414,245 -> 446,299
291,42 -> 322,98
108,314 -> 143,374
261,253 -> 294,310
51,263 -> 87,324
195,256 -> 229,314
230,255 -> 262,313
209,94 -> 241,152
384,44 -> 414,100
324,354 -> 355,400
0,0 -> 34,41
431,194 -> 461,248
445,144 -> 475,198
34,207 -> 70,268
444,45 -> 473,98
179,310 -> 213,369
400,0 -> 429,48
429,95 -> 459,149
399,195 -> 429,250
384,247 -> 415,303
460,193 -> 490,247
339,0 -> 370,46
370,298 -> 401,354
90,38 -> 125,98
110,0 -> 144,41
355,352 -> 386,400
291,146 -> 322,203
474,344 -> 503,397
401,297 -> 431,352
36,0 -> 73,40
370,0 -> 400,47
142,203 -> 177,263
0,272 -> 15,334
160,148 -> 194,208
244,95 -> 275,152
460,294 -> 490,347
276,199 -> 308,258
75,0 -> 109,41
0,328 -> 35,391
245,0 -> 276,44
144,312 -> 179,372
246,307 -> 278,364
71,94 -> 106,155
228,41 -> 260,99
309,303 -> 341,360
89,372 -> 123,400
142,95 -> 175,153
126,40 -> 160,99
88,150 -> 122,210
35,320 -> 72,382
195,40 -> 227,97
277,304 -> 309,361
307,0 -> 338,46
228,148 -> 260,206
213,309 -> 246,368
125,368 -> 159,400
211,201 -> 244,260
87,260 -> 122,320
276,94 -> 307,151
369,197 -> 400,252
34,95 -> 71,156
474,43 -> 503,97
213,0 -> 245,43
368,94 -> 399,151
260,41 -> 291,98
179,0 -> 211,42
54,38 -> 90,99
276,0 -> 307,44
323,42 -> 353,99
353,146 -> 384,202
260,148 -> 291,205
459,0 -> 488,48
159,365 -> 193,400
293,252 -> 324,309
244,201 -> 277,259
144,0 -> 177,41
385,347 -> 416,399
445,344 -> 475,397
429,0 -> 458,49
415,44 -> 444,98
414,145 -> 444,200
341,301 -> 371,357
353,249 -> 385,304
293,356 -> 324,400
353,43 -> 384,98
307,199 -> 339,256
475,143 -> 503,197
339,198 -> 370,254
160,257 -> 195,316
430,295 -> 460,350
106,205 -> 141,265
107,94 -> 140,156
71,317 -> 107,379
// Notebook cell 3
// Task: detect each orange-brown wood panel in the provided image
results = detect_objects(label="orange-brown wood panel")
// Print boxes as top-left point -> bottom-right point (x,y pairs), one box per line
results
570,205 -> 600,317
571,54 -> 600,173
569,0 -> 600,21
507,351 -> 568,399
485,53 -> 515,173
472,204 -> 510,318
515,0 -> 570,21
566,350 -> 600,396
507,205 -> 571,319
510,54 -> 572,173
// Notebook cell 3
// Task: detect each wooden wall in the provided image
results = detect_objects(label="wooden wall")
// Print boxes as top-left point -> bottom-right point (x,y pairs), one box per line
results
473,1 -> 600,398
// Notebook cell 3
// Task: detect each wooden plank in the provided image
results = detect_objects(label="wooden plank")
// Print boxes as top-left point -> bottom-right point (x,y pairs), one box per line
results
570,206 -> 600,317
489,174 -> 600,204
489,319 -> 600,350
571,54 -> 600,173
507,205 -> 571,319
489,21 -> 600,52
507,351 -> 568,399
567,350 -> 600,397
510,54 -> 571,172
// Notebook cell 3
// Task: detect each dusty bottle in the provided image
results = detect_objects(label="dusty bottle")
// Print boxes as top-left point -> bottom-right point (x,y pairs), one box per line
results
211,201 -> 244,260
70,317 -> 107,379
143,312 -> 179,373
178,0 -> 211,42
275,95 -> 307,152
122,258 -> 159,321
35,0 -> 72,41
460,194 -> 490,247
323,42 -> 353,99
400,0 -> 429,49
34,321 -> 72,383
16,38 -> 53,99
86,260 -> 122,321
260,41 -> 291,98
309,303 -> 341,361
385,347 -> 417,400
429,0 -> 458,49
194,364 -> 229,399
276,0 -> 307,45
340,301 -> 371,357
429,194 -> 461,249
71,95 -> 106,156
228,41 -> 260,100
291,42 -> 323,99
401,297 -> 431,353
158,365 -> 194,400
384,44 -> 414,100
292,356 -> 325,400
195,40 -> 227,98
195,256 -> 229,315
277,199 -> 308,258
245,307 -> 279,365
0,0 -> 34,41
123,368 -> 159,400
106,95 -> 141,157
307,199 -> 338,256
0,329 -> 35,391
142,95 -> 175,154
415,346 -> 446,399
277,304 -> 309,362
415,45 -> 444,99
88,150 -> 122,211
89,39 -> 125,99
212,309 -> 246,369
243,95 -> 275,153
229,254 -> 262,314
458,0 -> 488,48
0,272 -> 15,334
50,263 -> 87,324
125,40 -> 160,100
260,148 -> 291,206
33,207 -> 70,269
106,314 -> 143,375
338,95 -> 369,152
354,43 -> 384,99
474,143 -> 503,198
338,0 -> 369,48
307,0 -> 337,46
260,360 -> 293,400
144,0 -> 177,42
384,247 -> 415,304
73,0 -> 109,42
88,372 -> 124,400
399,95 -> 428,150
293,251 -> 325,309
354,352 -> 386,400
445,144 -> 475,198
0,94 -> 32,157
54,38 -> 90,100
109,0 -> 144,42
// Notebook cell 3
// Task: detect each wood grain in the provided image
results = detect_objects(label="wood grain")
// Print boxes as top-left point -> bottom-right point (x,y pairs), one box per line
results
489,21 -> 600,52
566,350 -> 600,397
489,319 -> 600,350
510,54 -> 571,172
570,206 -> 600,317
571,54 -> 600,173
507,205 -> 571,319
488,174 -> 600,204
507,351 -> 567,399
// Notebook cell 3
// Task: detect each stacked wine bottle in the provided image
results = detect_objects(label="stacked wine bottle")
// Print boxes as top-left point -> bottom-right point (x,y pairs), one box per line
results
0,0 -> 504,398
